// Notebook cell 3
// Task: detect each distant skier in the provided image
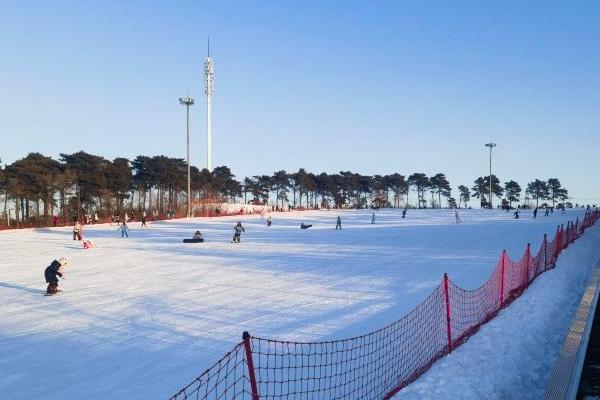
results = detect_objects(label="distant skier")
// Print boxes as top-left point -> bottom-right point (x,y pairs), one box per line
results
455,209 -> 461,224
192,231 -> 203,240
402,208 -> 407,219
267,216 -> 272,227
232,221 -> 245,243
118,221 -> 129,238
300,222 -> 312,229
514,210 -> 520,219
335,216 -> 342,230
533,208 -> 538,218
545,208 -> 550,216
44,257 -> 68,295
73,221 -> 83,240
371,213 -> 376,224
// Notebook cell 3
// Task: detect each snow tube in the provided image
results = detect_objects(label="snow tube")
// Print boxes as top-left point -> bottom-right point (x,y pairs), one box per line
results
183,238 -> 204,243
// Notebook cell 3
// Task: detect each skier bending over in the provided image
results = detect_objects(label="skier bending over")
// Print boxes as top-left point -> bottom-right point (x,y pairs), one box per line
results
44,257 -> 68,295
232,222 -> 245,243
118,221 -> 129,237
335,216 -> 342,230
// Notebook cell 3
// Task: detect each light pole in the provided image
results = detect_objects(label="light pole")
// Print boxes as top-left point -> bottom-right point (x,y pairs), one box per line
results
485,142 -> 497,209
179,96 -> 195,218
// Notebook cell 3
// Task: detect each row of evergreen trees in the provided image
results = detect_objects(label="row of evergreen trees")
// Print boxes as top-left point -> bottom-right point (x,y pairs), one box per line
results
0,151 -> 569,225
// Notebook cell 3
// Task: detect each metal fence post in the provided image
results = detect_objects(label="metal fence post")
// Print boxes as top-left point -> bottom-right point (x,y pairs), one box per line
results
242,331 -> 260,400
443,273 -> 452,353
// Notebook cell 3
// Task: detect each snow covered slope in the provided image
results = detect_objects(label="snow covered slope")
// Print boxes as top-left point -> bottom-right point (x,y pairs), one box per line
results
0,209 -> 590,399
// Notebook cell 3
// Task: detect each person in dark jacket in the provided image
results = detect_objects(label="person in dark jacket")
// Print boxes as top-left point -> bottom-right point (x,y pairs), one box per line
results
335,216 -> 342,230
44,257 -> 68,295
232,222 -> 245,243
533,207 -> 538,218
402,208 -> 407,219
300,222 -> 312,229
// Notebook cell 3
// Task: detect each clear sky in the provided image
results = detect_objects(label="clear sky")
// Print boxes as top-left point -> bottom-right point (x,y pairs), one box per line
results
1,1 -> 599,203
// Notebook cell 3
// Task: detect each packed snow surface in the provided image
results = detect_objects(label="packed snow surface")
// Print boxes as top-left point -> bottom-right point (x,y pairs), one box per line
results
0,209 -> 596,399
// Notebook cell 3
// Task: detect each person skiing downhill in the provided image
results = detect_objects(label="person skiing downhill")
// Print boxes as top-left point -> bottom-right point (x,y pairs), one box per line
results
232,221 -> 245,243
335,216 -> 342,230
118,221 -> 129,238
44,257 -> 68,295
371,213 -> 376,224
533,207 -> 538,218
402,208 -> 407,219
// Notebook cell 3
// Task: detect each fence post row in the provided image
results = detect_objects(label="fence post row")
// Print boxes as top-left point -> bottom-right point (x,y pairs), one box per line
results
242,331 -> 260,400
443,273 -> 452,353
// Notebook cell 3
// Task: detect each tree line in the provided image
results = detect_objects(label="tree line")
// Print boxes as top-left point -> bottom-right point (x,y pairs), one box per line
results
0,151 -> 571,226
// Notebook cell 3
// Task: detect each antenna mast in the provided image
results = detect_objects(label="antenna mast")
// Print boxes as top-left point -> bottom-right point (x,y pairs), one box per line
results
204,37 -> 214,171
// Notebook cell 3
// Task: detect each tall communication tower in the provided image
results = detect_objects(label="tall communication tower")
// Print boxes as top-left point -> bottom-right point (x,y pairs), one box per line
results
204,38 -> 214,171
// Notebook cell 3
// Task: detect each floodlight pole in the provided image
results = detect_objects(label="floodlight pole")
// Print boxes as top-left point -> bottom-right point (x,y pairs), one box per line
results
485,142 -> 497,209
179,96 -> 195,218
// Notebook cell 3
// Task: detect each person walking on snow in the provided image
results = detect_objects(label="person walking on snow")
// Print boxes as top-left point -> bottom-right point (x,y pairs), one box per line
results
73,221 -> 83,240
232,221 -> 245,243
335,216 -> 342,230
44,257 -> 68,295
371,213 -> 376,224
455,209 -> 461,223
118,221 -> 129,238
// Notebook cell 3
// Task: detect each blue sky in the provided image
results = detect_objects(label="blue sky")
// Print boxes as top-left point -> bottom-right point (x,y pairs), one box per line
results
1,1 -> 599,203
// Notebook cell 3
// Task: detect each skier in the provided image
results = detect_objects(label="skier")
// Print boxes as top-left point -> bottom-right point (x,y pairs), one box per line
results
533,207 -> 538,218
335,216 -> 342,230
402,208 -> 407,219
300,222 -> 312,229
267,216 -> 272,227
141,211 -> 147,227
232,221 -> 245,243
118,221 -> 129,238
192,231 -> 203,240
371,213 -> 376,224
455,209 -> 461,224
73,221 -> 83,240
44,257 -> 68,295
545,208 -> 550,216
514,210 -> 520,219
